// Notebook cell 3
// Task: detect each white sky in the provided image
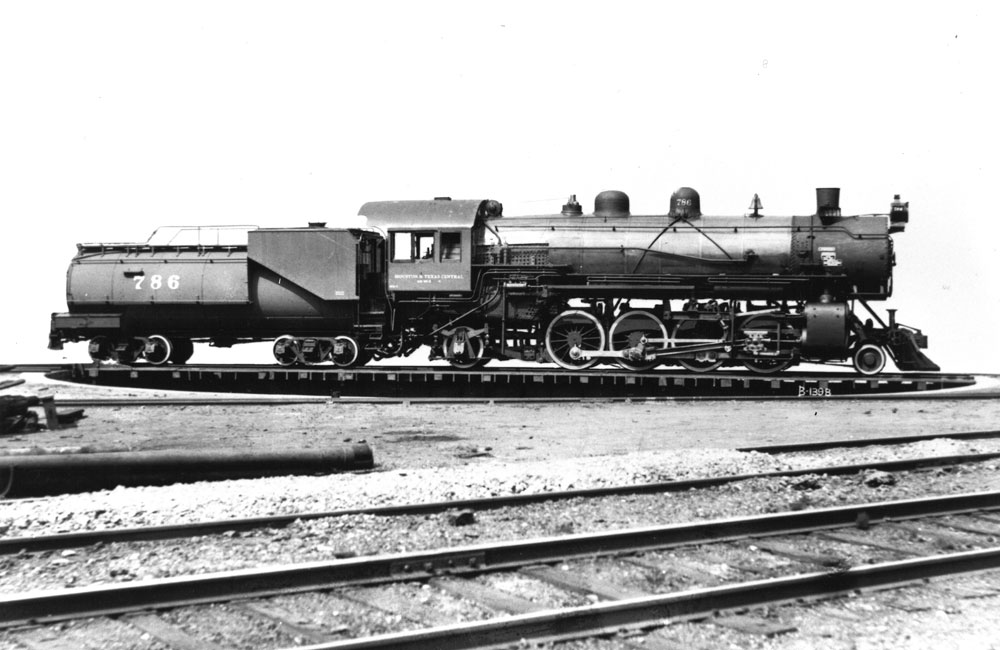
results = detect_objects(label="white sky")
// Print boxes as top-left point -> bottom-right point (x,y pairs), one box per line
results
2,2 -> 998,371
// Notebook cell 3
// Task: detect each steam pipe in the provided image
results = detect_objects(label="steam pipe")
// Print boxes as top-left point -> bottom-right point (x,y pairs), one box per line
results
0,445 -> 374,497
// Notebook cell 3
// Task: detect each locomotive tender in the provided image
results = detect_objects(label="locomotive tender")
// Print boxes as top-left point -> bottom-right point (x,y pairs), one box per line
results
49,187 -> 938,375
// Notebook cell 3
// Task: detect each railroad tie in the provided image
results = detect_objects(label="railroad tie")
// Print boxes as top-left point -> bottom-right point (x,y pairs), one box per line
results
429,577 -> 542,614
813,531 -> 921,556
750,539 -> 850,568
520,564 -> 650,600
710,614 -> 798,637
880,521 -> 981,549
124,613 -> 227,650
238,601 -> 346,643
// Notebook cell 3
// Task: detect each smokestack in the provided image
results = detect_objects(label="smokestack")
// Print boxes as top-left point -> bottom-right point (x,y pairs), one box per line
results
816,188 -> 841,225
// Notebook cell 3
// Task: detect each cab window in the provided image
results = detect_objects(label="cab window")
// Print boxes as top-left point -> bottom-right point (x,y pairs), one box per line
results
440,232 -> 461,261
391,231 -> 435,262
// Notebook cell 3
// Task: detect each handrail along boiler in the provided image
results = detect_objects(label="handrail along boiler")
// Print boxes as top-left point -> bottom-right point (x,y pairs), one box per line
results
49,188 -> 937,375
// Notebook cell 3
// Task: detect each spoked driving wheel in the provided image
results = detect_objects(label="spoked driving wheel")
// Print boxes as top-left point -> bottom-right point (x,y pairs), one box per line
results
739,315 -> 796,374
545,309 -> 606,370
672,319 -> 724,373
608,311 -> 666,371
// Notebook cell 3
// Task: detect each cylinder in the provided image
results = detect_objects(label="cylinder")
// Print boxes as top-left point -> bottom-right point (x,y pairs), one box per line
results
0,445 -> 375,497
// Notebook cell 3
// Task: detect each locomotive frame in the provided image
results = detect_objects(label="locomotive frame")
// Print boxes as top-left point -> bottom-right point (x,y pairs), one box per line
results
49,187 -> 938,376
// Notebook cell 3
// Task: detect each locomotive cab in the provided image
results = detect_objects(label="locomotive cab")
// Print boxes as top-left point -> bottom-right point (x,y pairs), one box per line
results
359,198 -> 499,294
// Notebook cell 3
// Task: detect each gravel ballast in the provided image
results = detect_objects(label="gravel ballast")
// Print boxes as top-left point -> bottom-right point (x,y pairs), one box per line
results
1,372 -> 1000,649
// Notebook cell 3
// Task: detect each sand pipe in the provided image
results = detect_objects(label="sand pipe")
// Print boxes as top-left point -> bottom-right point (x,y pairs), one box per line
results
0,445 -> 374,497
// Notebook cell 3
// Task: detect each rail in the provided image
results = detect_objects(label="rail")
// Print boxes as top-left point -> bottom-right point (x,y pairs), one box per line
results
1,491 -> 997,628
4,450 -> 1000,553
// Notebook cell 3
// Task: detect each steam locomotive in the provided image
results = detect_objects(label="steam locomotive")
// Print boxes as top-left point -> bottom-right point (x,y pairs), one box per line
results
49,187 -> 938,375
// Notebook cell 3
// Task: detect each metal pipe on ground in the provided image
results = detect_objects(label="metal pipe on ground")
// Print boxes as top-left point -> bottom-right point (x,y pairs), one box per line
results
0,446 -> 374,497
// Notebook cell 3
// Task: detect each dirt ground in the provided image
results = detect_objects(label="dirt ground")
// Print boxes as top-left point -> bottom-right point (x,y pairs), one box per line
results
3,373 -> 1000,470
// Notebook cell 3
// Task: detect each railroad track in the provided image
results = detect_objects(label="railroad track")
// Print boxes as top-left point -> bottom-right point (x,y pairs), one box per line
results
1,363 -> 974,378
2,491 -> 999,649
3,450 -> 1000,555
5,362 -> 988,400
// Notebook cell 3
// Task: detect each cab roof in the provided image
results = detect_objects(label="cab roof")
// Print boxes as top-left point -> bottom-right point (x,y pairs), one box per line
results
358,199 -> 487,233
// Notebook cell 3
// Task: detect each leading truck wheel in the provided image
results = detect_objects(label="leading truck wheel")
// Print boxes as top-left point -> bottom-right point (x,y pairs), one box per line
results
853,343 -> 887,375
545,309 -> 606,370
444,326 -> 488,370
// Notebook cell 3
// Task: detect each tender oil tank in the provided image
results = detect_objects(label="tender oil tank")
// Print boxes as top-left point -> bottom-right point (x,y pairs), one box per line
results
65,247 -> 249,308
668,187 -> 702,219
594,190 -> 630,217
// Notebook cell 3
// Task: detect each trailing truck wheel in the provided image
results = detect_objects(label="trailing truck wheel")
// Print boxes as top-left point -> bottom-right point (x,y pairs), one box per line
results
444,326 -> 488,370
545,310 -> 606,371
143,335 -> 173,366
168,338 -> 194,364
273,335 -> 300,367
852,343 -> 886,375
608,311 -> 666,372
331,336 -> 361,368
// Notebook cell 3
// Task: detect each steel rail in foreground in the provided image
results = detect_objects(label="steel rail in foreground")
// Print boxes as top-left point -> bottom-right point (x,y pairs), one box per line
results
1,491 -> 998,628
4,452 -> 1000,555
739,428 -> 1000,453
290,547 -> 1000,650
44,363 -> 990,400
